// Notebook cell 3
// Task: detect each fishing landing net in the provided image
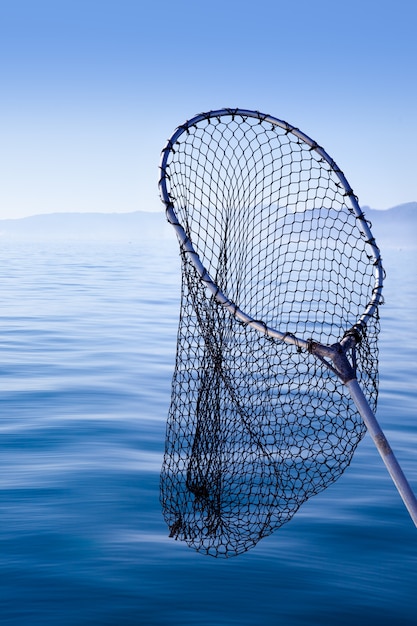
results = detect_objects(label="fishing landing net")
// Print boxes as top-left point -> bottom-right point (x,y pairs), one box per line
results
159,109 -> 382,557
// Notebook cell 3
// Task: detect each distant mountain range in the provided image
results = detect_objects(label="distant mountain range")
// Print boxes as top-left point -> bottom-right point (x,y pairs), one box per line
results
0,203 -> 415,247
0,210 -> 172,242
363,203 -> 416,248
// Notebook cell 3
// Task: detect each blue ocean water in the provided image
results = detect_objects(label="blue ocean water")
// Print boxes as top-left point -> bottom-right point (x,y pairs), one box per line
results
0,237 -> 416,626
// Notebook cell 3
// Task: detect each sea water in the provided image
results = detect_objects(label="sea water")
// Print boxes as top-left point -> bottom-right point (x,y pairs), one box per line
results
0,237 -> 416,625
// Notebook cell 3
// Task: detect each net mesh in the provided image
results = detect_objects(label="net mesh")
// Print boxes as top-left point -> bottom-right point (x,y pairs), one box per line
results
160,111 -> 380,557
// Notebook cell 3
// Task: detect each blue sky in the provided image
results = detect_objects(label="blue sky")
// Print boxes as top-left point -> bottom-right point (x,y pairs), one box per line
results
1,0 -> 416,218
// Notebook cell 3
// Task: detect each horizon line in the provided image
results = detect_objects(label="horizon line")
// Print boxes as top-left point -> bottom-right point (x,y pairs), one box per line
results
1,201 -> 416,222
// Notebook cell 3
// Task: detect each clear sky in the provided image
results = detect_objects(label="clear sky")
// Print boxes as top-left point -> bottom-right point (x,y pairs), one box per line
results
1,0 -> 416,219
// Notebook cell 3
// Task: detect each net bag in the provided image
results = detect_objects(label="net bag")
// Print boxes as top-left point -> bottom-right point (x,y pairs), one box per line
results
159,109 -> 381,557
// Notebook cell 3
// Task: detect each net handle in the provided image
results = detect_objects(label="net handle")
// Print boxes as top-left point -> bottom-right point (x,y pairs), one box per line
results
346,379 -> 417,526
159,108 -> 384,349
312,340 -> 417,526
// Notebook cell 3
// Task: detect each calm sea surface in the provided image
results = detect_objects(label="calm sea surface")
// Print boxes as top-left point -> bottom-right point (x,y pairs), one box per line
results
0,237 -> 416,625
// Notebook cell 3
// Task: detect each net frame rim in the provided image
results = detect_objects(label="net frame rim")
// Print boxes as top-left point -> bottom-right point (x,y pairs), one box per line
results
159,107 -> 384,350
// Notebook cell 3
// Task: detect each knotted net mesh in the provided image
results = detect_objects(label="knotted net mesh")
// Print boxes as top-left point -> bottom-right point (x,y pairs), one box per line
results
160,110 -> 380,557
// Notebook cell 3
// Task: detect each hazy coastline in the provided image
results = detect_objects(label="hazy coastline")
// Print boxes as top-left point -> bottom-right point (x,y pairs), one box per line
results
0,203 -> 415,247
